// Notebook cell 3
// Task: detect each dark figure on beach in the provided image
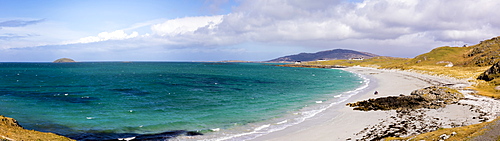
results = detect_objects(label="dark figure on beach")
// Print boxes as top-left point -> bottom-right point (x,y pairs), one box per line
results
374,91 -> 378,95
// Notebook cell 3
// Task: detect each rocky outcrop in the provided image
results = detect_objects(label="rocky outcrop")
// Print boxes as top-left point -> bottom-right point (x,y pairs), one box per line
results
53,58 -> 76,63
347,86 -> 463,111
463,36 -> 500,66
477,61 -> 500,82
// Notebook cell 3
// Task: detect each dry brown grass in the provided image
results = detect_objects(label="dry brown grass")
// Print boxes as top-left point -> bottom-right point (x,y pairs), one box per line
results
401,66 -> 489,79
401,66 -> 500,98
471,81 -> 500,98
305,56 -> 409,68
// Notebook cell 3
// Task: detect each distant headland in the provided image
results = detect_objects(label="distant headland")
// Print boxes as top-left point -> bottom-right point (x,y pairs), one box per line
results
53,58 -> 76,63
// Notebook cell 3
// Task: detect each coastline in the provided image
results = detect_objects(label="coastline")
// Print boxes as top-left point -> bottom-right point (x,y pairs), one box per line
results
250,66 -> 500,141
4,66 -> 498,140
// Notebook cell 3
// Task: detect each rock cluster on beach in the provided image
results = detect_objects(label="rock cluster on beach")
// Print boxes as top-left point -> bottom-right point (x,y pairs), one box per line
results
346,85 -> 466,140
347,86 -> 463,111
354,109 -> 447,140
345,83 -> 500,140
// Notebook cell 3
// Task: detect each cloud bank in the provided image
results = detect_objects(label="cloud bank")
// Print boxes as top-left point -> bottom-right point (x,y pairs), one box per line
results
3,0 -> 500,61
142,0 -> 500,52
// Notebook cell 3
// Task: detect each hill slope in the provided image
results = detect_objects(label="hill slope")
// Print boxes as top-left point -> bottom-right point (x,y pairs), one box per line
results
268,49 -> 379,62
406,36 -> 500,67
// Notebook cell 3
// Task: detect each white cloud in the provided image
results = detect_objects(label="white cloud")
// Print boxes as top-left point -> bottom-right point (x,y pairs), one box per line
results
74,30 -> 139,44
151,15 -> 223,36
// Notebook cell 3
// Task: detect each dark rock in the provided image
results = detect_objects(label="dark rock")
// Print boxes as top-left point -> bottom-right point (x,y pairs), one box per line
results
347,86 -> 463,111
71,130 -> 203,141
477,61 -> 500,81
185,131 -> 204,136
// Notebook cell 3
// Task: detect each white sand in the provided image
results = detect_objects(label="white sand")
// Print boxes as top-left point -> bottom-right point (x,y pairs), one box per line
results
250,67 -> 500,141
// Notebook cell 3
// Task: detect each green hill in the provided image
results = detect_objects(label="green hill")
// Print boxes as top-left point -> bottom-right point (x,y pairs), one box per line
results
406,36 -> 500,67
406,46 -> 471,67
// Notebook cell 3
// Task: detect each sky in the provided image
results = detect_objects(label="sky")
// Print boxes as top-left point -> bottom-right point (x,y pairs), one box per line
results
1,0 -> 499,62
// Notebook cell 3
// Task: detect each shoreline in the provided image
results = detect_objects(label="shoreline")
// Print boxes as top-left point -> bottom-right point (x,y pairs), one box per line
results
249,67 -> 500,141
3,66 -> 498,140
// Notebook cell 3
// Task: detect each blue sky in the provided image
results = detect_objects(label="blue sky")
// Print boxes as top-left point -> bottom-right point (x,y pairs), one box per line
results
1,0 -> 500,62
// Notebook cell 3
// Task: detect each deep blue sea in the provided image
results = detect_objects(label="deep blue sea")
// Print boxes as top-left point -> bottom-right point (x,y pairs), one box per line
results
0,62 -> 365,140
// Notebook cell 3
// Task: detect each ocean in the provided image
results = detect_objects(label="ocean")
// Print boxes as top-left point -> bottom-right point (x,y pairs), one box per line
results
0,62 -> 366,140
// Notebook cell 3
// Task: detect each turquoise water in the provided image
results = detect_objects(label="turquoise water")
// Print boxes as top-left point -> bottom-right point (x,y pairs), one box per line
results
0,62 -> 363,140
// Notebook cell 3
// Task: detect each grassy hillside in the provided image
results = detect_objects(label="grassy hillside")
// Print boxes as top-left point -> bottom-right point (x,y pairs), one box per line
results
463,37 -> 500,67
406,46 -> 472,66
405,36 -> 500,67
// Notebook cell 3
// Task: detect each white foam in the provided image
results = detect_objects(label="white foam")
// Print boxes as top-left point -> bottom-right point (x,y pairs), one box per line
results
254,124 -> 271,131
211,128 -> 221,132
118,136 -> 136,141
277,120 -> 288,125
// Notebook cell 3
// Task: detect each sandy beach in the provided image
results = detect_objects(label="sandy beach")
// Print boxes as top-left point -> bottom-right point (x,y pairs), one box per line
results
250,67 -> 500,141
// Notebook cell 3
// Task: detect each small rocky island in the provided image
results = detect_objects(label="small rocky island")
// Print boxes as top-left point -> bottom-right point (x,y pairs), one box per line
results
53,58 -> 76,63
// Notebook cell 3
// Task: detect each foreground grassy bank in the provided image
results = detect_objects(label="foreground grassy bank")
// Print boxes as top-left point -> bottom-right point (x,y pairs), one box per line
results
0,115 -> 74,141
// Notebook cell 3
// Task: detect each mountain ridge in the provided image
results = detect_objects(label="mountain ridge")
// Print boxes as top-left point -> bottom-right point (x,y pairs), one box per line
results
268,49 -> 379,62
